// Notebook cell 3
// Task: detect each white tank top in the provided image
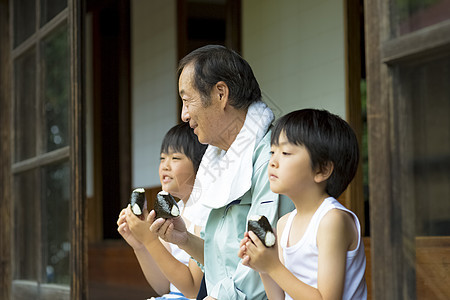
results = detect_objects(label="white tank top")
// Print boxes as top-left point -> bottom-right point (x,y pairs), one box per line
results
280,197 -> 367,300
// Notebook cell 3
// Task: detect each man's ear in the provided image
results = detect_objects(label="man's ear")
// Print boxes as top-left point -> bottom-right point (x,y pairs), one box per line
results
314,161 -> 334,183
215,81 -> 229,108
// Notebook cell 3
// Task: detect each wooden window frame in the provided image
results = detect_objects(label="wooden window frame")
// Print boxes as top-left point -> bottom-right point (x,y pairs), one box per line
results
0,0 -> 13,299
0,0 -> 86,298
364,1 -> 450,299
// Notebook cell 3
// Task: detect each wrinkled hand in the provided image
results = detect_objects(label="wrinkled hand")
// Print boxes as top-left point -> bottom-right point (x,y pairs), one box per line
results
148,210 -> 188,246
241,231 -> 280,274
117,207 -> 145,250
125,205 -> 159,246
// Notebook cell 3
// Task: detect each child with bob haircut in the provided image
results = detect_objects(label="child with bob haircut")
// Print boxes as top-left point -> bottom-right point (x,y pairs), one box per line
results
239,109 -> 367,300
117,122 -> 207,300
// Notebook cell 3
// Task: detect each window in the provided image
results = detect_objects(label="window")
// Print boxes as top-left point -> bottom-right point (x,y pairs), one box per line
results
365,0 -> 450,298
1,0 -> 85,298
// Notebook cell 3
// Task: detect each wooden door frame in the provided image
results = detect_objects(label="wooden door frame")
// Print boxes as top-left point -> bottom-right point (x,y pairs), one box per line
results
364,0 -> 450,298
343,0 -> 366,235
0,0 -> 12,298
69,0 -> 87,298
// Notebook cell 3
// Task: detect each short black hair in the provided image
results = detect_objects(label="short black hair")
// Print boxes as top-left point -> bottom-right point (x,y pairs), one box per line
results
177,45 -> 262,110
160,123 -> 207,172
271,109 -> 359,198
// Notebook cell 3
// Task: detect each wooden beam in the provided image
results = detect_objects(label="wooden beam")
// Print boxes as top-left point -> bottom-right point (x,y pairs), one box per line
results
363,0 -> 397,299
343,0 -> 365,235
69,0 -> 87,298
0,0 -> 12,298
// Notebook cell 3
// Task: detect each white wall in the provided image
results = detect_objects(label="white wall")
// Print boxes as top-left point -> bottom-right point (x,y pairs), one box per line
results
131,0 -> 177,188
130,0 -> 346,188
242,0 -> 346,120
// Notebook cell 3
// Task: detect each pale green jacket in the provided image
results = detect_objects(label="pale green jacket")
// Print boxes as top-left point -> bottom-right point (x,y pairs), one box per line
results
203,129 -> 295,300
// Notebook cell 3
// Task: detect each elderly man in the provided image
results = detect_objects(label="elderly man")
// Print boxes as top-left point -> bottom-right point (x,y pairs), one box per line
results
150,45 -> 294,300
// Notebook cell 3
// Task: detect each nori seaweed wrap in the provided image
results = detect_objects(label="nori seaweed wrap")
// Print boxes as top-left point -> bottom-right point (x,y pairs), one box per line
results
154,191 -> 180,219
130,188 -> 147,216
248,215 -> 276,247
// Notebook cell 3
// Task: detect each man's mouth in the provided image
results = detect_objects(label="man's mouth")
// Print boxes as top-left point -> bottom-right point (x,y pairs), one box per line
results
190,121 -> 198,130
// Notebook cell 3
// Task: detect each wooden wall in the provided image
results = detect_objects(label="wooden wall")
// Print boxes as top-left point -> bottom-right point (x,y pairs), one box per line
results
88,241 -> 156,300
87,186 -> 162,299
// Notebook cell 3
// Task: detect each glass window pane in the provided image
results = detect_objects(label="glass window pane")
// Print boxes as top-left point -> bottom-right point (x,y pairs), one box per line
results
14,169 -> 39,281
41,161 -> 70,284
14,48 -> 37,162
392,0 -> 450,36
40,0 -> 67,26
41,24 -> 69,153
13,0 -> 36,47
400,55 -> 450,236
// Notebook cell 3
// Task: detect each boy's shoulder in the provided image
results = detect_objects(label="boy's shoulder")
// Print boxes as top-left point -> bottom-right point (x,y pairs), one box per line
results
320,208 -> 354,229
276,210 -> 294,232
317,208 -> 358,249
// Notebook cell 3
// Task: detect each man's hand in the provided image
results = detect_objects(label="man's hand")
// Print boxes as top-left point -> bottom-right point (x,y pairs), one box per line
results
148,210 -> 188,246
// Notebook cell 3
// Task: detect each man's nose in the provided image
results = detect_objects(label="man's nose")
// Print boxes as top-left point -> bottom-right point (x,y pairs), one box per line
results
181,103 -> 190,122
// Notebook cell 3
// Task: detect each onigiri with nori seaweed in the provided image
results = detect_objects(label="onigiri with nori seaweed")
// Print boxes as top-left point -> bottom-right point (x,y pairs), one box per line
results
130,188 -> 147,216
248,215 -> 275,247
154,191 -> 180,219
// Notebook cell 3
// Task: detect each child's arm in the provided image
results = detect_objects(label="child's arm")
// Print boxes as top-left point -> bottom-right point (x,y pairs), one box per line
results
238,215 -> 289,299
315,209 -> 358,300
259,215 -> 290,300
117,208 -> 170,295
128,208 -> 203,298
141,237 -> 203,298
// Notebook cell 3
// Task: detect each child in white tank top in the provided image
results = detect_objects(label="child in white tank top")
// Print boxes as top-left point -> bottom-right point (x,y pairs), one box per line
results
238,109 -> 367,299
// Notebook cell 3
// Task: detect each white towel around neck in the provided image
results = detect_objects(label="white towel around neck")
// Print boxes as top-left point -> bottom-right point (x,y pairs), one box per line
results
184,101 -> 274,227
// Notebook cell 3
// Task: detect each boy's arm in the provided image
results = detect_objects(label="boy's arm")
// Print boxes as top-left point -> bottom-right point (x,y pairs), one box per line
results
133,245 -> 171,295
144,238 -> 204,298
261,214 -> 289,300
260,273 -> 284,300
240,215 -> 286,300
117,210 -> 170,295
127,209 -> 204,298
315,209 -> 356,300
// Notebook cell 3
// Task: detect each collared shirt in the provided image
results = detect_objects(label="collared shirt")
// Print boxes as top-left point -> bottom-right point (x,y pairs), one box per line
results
203,129 -> 295,300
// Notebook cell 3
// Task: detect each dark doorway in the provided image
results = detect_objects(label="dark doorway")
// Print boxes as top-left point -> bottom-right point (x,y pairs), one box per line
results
88,0 -> 131,241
